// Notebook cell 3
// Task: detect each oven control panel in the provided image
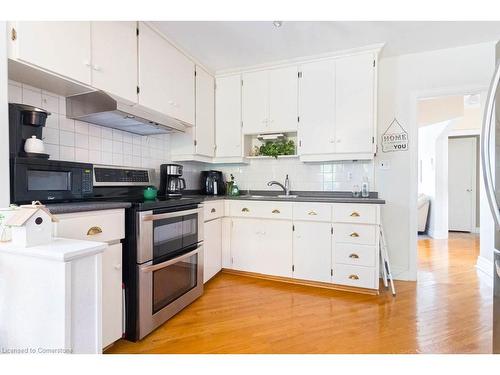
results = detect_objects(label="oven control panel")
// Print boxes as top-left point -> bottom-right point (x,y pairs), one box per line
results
93,165 -> 153,186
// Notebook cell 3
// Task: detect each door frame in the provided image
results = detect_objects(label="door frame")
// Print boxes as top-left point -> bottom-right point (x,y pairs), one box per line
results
448,135 -> 478,233
409,84 -> 487,279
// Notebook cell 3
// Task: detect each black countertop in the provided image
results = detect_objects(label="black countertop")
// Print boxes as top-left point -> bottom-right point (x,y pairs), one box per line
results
46,201 -> 133,214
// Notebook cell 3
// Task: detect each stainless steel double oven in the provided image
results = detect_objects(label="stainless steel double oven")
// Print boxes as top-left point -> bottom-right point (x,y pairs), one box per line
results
135,203 -> 204,340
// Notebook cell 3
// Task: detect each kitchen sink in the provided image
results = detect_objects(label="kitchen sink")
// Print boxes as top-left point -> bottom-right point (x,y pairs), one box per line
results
241,194 -> 299,199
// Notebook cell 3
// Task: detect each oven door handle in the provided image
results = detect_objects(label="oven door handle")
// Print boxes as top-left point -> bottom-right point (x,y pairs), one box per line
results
139,246 -> 202,273
142,207 -> 202,221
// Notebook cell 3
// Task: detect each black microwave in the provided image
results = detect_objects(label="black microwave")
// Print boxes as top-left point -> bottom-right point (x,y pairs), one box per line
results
10,158 -> 93,204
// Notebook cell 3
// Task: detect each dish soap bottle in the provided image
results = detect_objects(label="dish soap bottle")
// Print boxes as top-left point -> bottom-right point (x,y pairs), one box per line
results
361,177 -> 370,198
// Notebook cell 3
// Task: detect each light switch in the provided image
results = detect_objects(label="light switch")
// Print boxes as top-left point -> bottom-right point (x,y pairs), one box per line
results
379,160 -> 390,170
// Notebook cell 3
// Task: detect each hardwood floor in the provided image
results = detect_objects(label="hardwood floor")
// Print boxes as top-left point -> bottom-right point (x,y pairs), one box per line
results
106,233 -> 492,354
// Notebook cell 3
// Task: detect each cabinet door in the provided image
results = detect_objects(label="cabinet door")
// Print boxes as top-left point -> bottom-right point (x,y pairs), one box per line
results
215,75 -> 242,158
204,218 -> 222,283
138,22 -> 195,124
242,70 -> 269,134
293,222 -> 332,283
298,60 -> 336,155
231,218 -> 292,278
91,21 -> 138,103
195,67 -> 215,157
102,243 -> 123,348
269,66 -> 298,132
14,21 -> 91,84
335,53 -> 375,154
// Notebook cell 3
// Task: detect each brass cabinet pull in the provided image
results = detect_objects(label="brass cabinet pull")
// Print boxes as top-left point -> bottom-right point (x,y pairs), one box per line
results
211,208 -> 216,213
241,208 -> 250,213
348,274 -> 359,280
308,210 -> 317,216
349,253 -> 359,259
350,212 -> 360,217
87,226 -> 103,236
272,209 -> 281,214
349,232 -> 360,237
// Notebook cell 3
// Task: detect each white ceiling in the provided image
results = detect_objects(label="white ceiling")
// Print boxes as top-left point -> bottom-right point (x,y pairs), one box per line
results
151,21 -> 500,72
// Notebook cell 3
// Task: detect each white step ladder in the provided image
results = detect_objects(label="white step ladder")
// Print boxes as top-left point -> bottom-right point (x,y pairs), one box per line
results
379,225 -> 396,296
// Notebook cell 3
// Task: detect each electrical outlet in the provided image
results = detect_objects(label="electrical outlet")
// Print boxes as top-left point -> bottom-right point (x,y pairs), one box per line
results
347,172 -> 353,180
379,160 -> 390,170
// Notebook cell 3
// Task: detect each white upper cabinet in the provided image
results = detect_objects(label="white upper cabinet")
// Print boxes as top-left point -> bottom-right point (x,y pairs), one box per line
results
215,75 -> 242,159
269,66 -> 298,133
138,22 -> 195,124
10,21 -> 92,85
334,53 -> 375,154
90,22 -> 138,103
171,66 -> 215,161
242,66 -> 298,135
242,70 -> 268,134
298,52 -> 377,161
194,67 -> 215,157
298,59 -> 336,156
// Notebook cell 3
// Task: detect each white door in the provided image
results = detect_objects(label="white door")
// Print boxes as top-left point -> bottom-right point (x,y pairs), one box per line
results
448,137 -> 477,232
102,243 -> 123,348
293,221 -> 332,282
269,66 -> 298,132
242,70 -> 269,134
91,21 -> 138,103
298,59 -> 336,155
195,67 -> 215,157
204,218 -> 222,283
334,53 -> 375,154
215,75 -> 242,158
138,22 -> 195,124
14,21 -> 92,84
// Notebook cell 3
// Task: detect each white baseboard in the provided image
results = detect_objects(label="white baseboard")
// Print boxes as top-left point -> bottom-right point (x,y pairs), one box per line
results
476,255 -> 493,278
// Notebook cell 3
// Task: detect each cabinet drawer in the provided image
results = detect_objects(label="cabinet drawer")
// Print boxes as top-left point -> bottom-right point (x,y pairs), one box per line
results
293,202 -> 332,222
333,223 -> 377,245
334,243 -> 377,267
229,200 -> 292,220
203,200 -> 224,222
333,204 -> 378,224
54,209 -> 125,243
332,264 -> 377,289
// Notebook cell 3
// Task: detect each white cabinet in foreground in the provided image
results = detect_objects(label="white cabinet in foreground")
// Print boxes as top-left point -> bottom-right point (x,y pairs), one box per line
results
53,209 -> 125,349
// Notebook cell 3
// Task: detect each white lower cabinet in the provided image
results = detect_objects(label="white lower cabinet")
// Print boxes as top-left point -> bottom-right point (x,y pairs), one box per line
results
231,218 -> 293,278
53,209 -> 125,349
204,218 -> 222,282
292,221 -> 332,283
224,200 -> 382,293
101,243 -> 123,347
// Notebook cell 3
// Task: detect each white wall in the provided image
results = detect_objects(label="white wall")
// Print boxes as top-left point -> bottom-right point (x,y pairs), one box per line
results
418,120 -> 455,239
376,41 -> 496,281
0,22 -> 9,207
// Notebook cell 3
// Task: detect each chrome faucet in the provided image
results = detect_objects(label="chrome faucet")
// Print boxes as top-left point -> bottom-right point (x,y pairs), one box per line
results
267,174 -> 290,196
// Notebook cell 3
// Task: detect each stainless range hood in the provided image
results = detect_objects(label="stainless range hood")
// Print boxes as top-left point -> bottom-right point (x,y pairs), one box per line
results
66,91 -> 187,135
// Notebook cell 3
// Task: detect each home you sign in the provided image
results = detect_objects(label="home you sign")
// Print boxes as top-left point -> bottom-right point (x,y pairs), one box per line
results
382,118 -> 408,152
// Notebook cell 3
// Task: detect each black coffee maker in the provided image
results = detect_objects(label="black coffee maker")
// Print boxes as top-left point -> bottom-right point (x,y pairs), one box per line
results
200,170 -> 225,195
9,103 -> 50,159
159,164 -> 186,198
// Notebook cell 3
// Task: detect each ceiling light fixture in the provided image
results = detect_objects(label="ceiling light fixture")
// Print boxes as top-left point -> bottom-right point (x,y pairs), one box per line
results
273,21 -> 283,28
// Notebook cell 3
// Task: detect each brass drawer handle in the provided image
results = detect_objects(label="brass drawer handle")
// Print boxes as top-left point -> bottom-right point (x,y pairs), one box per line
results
349,253 -> 359,259
241,208 -> 250,213
349,232 -> 360,237
350,212 -> 360,217
211,208 -> 216,213
348,274 -> 359,280
272,209 -> 281,214
308,210 -> 317,216
87,226 -> 103,236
